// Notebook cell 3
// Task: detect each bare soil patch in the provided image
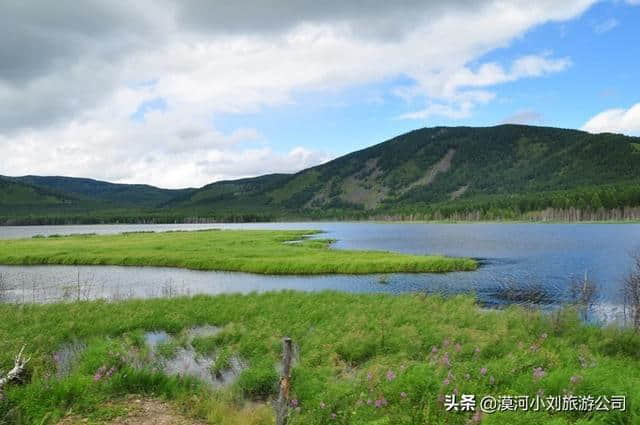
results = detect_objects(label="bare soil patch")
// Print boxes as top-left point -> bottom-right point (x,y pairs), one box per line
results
58,396 -> 206,425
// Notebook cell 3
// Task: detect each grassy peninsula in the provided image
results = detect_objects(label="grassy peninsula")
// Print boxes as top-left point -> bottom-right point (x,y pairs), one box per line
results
1,292 -> 638,424
0,230 -> 476,274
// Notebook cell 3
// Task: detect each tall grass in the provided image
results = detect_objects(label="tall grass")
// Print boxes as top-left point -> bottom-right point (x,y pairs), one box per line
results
623,249 -> 640,329
0,292 -> 638,424
0,230 -> 476,275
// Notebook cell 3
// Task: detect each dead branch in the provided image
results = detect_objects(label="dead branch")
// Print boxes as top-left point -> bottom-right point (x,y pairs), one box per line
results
0,346 -> 30,400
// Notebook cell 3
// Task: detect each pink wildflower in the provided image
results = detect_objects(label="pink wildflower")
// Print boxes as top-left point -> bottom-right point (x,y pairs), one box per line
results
386,370 -> 396,381
441,353 -> 451,368
533,367 -> 546,381
93,365 -> 107,382
400,392 -> 407,398
469,410 -> 483,424
455,343 -> 462,353
570,375 -> 582,385
480,367 -> 488,376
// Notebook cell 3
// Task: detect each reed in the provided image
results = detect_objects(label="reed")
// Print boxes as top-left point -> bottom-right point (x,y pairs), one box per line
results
0,230 -> 476,275
0,292 -> 638,424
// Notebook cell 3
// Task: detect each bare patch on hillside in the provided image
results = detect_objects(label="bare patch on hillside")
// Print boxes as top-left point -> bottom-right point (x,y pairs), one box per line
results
450,185 -> 469,200
402,149 -> 456,193
340,158 -> 389,209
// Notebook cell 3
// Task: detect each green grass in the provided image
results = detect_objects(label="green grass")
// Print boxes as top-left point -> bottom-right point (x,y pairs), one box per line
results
0,229 -> 476,274
0,292 -> 638,424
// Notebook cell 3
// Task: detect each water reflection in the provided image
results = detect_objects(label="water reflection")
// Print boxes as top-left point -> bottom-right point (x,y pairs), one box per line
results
1,222 -> 639,325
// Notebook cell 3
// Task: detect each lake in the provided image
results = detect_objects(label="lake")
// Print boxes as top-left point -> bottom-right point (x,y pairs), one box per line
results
1,222 -> 639,322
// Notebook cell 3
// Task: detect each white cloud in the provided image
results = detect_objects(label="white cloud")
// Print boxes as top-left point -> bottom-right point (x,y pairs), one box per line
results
594,18 -> 618,34
397,103 -> 475,120
500,110 -> 544,125
0,107 -> 332,188
582,103 -> 640,136
0,0 -> 595,187
397,54 -> 570,120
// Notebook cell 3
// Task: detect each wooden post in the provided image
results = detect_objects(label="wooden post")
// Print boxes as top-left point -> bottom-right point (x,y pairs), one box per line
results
275,337 -> 293,425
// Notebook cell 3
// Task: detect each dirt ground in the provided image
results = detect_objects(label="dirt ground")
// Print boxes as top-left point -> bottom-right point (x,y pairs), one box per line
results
58,396 -> 207,425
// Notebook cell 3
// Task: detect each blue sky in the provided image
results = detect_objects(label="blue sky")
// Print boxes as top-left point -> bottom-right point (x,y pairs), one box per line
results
213,1 -> 640,156
1,0 -> 639,187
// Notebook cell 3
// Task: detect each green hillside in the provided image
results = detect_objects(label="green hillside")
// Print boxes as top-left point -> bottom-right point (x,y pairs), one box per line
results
2,124 -> 640,224
0,177 -> 180,225
168,125 -> 640,219
9,175 -> 195,208
0,177 -> 82,209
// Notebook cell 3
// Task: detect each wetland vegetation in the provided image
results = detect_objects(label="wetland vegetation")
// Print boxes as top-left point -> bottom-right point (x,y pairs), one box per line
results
1,292 -> 639,424
0,230 -> 476,275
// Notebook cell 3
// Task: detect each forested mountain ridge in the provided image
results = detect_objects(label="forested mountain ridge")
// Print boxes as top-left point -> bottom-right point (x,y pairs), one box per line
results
9,175 -> 196,208
166,124 -> 640,219
2,124 -> 640,224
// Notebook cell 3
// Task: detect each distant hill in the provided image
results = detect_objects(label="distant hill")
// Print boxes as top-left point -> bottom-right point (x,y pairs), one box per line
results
10,175 -> 195,208
0,177 -> 78,207
2,124 -> 640,224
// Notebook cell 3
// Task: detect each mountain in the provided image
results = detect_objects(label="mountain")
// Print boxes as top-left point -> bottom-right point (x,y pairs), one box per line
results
9,175 -> 195,208
0,177 -> 79,207
167,124 -> 640,219
2,124 -> 640,224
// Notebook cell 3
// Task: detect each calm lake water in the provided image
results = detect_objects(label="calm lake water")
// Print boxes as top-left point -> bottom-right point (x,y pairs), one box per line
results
1,222 -> 639,322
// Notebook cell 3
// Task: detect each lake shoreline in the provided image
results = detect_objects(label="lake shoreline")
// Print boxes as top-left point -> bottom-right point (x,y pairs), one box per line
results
3,217 -> 640,227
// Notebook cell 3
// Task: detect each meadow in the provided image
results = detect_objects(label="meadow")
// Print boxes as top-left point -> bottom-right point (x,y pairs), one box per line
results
0,230 -> 476,274
1,292 -> 638,424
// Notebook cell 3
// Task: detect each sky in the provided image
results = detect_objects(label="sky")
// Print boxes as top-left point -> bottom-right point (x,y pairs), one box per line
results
1,0 -> 639,188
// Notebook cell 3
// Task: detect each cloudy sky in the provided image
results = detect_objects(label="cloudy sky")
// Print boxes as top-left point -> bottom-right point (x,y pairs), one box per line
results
1,0 -> 639,188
